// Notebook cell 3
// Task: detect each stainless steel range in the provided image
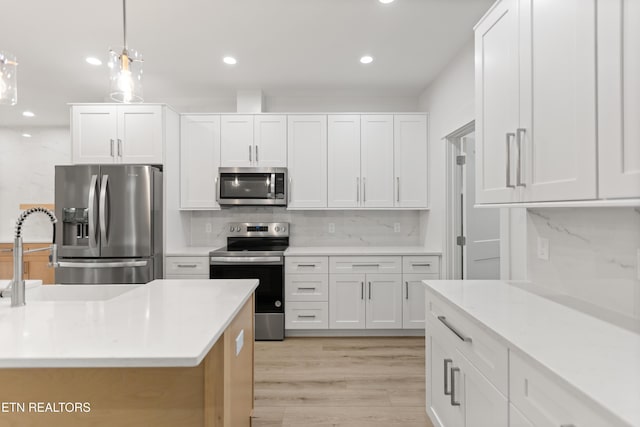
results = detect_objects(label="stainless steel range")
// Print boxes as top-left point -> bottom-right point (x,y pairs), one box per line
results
209,222 -> 289,341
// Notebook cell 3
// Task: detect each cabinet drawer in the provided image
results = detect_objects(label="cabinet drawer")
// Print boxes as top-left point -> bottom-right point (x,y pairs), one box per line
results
426,291 -> 508,395
403,256 -> 440,274
510,352 -> 618,427
285,302 -> 328,329
285,256 -> 328,274
285,274 -> 328,302
330,256 -> 401,274
165,274 -> 209,280
165,257 -> 209,276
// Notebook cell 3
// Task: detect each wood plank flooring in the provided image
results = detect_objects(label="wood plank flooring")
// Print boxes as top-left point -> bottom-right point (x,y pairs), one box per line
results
252,337 -> 433,427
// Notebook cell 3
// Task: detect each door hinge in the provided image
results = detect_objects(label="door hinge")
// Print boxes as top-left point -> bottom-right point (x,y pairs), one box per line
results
456,155 -> 466,165
456,236 -> 466,246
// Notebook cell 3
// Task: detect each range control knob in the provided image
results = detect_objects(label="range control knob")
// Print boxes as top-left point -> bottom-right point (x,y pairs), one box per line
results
274,226 -> 280,232
275,300 -> 282,308
229,226 -> 234,232
281,226 -> 286,232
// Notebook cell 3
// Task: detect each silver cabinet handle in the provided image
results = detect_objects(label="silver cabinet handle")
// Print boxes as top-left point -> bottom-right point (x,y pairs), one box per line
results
412,263 -> 431,267
559,425 -> 576,427
177,264 -> 197,268
110,139 -> 115,157
353,264 -> 380,268
249,145 -> 252,162
356,177 -> 360,202
405,281 -> 409,299
516,128 -> 526,187
506,133 -> 516,189
117,139 -> 122,157
450,367 -> 461,406
361,281 -> 364,300
297,287 -> 316,291
368,281 -> 372,300
438,316 -> 472,343
87,174 -> 98,250
297,264 -> 316,267
297,314 -> 317,319
396,177 -> 400,202
99,174 -> 109,246
363,177 -> 366,203
255,145 -> 259,163
444,359 -> 452,395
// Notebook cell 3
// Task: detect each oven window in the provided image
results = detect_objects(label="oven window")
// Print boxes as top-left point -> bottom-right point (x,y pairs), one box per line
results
219,173 -> 273,199
209,264 -> 283,313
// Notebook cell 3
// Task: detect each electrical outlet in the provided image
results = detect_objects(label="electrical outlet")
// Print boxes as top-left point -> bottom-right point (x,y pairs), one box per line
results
394,223 -> 401,233
328,223 -> 335,234
537,237 -> 550,261
205,223 -> 212,233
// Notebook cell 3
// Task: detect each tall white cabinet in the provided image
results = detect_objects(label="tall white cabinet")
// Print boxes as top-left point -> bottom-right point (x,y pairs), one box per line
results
327,115 -> 361,208
180,115 -> 220,209
362,115 -> 395,208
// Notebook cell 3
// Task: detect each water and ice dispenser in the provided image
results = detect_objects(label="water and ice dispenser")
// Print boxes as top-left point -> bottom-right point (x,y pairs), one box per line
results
62,208 -> 90,247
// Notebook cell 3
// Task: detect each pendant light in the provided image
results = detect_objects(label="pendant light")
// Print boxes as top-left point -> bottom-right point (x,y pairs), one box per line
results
108,0 -> 143,103
0,51 -> 18,106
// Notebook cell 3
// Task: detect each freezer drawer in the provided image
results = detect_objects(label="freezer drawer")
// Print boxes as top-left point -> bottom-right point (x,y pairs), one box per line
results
55,258 -> 155,284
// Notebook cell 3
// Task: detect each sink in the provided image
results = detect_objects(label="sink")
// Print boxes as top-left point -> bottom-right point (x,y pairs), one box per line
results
26,284 -> 142,302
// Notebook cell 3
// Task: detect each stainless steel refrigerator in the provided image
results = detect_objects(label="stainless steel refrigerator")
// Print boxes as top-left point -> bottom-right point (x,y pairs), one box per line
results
54,165 -> 162,284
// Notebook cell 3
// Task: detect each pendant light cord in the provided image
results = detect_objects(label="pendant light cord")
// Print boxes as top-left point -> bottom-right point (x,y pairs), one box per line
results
122,0 -> 128,50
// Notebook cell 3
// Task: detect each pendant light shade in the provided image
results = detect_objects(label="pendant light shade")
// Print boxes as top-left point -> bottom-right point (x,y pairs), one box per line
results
0,51 -> 18,106
109,0 -> 143,103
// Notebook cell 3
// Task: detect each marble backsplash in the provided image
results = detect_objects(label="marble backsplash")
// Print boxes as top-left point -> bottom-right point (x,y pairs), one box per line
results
527,207 -> 640,328
190,208 -> 421,248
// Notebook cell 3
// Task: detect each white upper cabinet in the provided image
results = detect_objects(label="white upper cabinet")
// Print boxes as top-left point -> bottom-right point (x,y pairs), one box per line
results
254,115 -> 287,167
180,115 -> 221,209
220,115 -> 287,167
72,105 -> 164,165
394,115 -> 428,208
328,115 -> 361,208
362,115 -> 395,208
220,115 -> 254,167
474,0 -> 521,204
287,115 -> 328,208
598,0 -> 640,199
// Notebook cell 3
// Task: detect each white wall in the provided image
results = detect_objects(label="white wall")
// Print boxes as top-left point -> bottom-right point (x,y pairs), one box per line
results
0,127 -> 70,242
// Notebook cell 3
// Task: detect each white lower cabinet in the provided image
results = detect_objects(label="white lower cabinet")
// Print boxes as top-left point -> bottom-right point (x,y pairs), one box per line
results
285,302 -> 328,329
164,256 -> 209,279
402,273 -> 432,329
366,274 -> 402,329
284,256 -> 329,330
329,274 -> 366,329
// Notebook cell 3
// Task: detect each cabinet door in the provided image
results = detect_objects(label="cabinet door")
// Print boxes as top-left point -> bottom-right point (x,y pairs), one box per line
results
329,274 -> 365,329
25,259 -> 55,284
72,106 -> 118,164
519,0 -> 597,201
394,115 -> 428,208
598,0 -> 640,198
254,115 -> 287,167
287,115 -> 328,208
361,115 -> 394,208
402,274 -> 431,329
427,333 -> 464,427
328,115 -> 361,208
117,105 -> 163,164
474,0 -> 520,204
220,115 -> 254,167
365,274 -> 402,329
180,115 -> 221,209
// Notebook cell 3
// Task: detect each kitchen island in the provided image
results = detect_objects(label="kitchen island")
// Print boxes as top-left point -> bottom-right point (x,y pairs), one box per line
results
0,279 -> 257,427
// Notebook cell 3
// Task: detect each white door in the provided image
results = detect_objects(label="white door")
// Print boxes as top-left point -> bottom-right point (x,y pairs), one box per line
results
287,115 -> 328,208
180,115 -> 220,209
362,115 -> 394,208
463,134 -> 500,279
520,0 -> 597,202
117,105 -> 163,164
220,115 -> 254,167
329,274 -> 365,329
71,106 -> 118,164
254,115 -> 287,167
394,115 -> 428,208
328,115 -> 361,208
365,274 -> 402,329
598,0 -> 640,198
402,274 -> 427,329
474,0 -> 520,204
427,333 -> 464,427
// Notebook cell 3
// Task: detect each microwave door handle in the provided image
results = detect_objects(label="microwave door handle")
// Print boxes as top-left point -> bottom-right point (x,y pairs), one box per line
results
270,173 -> 275,196
215,177 -> 220,202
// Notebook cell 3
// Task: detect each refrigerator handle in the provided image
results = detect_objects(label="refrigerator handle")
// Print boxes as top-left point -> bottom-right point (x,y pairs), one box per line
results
88,174 -> 98,250
99,174 -> 109,247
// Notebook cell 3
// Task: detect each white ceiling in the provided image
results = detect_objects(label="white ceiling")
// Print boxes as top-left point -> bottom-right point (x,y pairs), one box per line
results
0,0 -> 492,127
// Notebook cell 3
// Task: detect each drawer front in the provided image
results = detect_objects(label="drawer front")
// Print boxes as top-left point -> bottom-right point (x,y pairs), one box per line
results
165,256 -> 209,276
285,256 -> 329,274
330,256 -> 401,274
165,274 -> 210,280
285,302 -> 328,329
286,274 -> 329,302
403,256 -> 440,275
510,352 -> 618,427
426,290 -> 508,395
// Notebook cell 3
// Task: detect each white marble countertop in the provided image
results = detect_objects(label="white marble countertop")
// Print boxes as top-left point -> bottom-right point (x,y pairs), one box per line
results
284,246 -> 441,256
0,279 -> 258,368
423,280 -> 640,427
165,247 -> 219,257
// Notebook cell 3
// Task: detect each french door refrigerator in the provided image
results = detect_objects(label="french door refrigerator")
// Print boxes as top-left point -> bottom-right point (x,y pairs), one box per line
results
54,165 -> 162,284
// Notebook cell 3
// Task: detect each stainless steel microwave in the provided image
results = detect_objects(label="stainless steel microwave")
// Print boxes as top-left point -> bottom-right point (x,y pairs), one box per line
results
217,167 -> 287,206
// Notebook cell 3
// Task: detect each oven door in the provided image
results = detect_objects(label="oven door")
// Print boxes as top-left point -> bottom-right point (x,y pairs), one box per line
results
217,168 -> 287,206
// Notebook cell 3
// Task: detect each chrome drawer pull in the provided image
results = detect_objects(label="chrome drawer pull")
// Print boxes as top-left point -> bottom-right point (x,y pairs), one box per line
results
353,264 -> 380,268
405,281 -> 409,299
297,314 -> 316,319
177,264 -> 197,268
438,316 -> 472,343
297,287 -> 316,291
506,132 -> 516,189
450,367 -> 461,406
412,263 -> 431,267
298,264 -> 317,267
444,359 -> 452,395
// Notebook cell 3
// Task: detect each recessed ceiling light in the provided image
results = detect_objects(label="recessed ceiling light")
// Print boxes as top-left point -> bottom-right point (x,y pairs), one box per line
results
223,56 -> 237,65
22,111 -> 35,117
85,57 -> 102,66
22,133 -> 32,138
360,56 -> 374,64
379,0 -> 395,3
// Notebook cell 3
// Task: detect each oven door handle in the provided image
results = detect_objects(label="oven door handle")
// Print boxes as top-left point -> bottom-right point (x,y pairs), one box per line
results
210,256 -> 283,265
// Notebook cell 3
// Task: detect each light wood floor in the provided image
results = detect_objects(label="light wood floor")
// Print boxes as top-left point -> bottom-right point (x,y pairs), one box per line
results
252,337 -> 434,427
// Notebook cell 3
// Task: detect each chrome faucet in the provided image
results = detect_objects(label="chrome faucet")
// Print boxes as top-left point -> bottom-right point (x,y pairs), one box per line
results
0,207 -> 59,307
